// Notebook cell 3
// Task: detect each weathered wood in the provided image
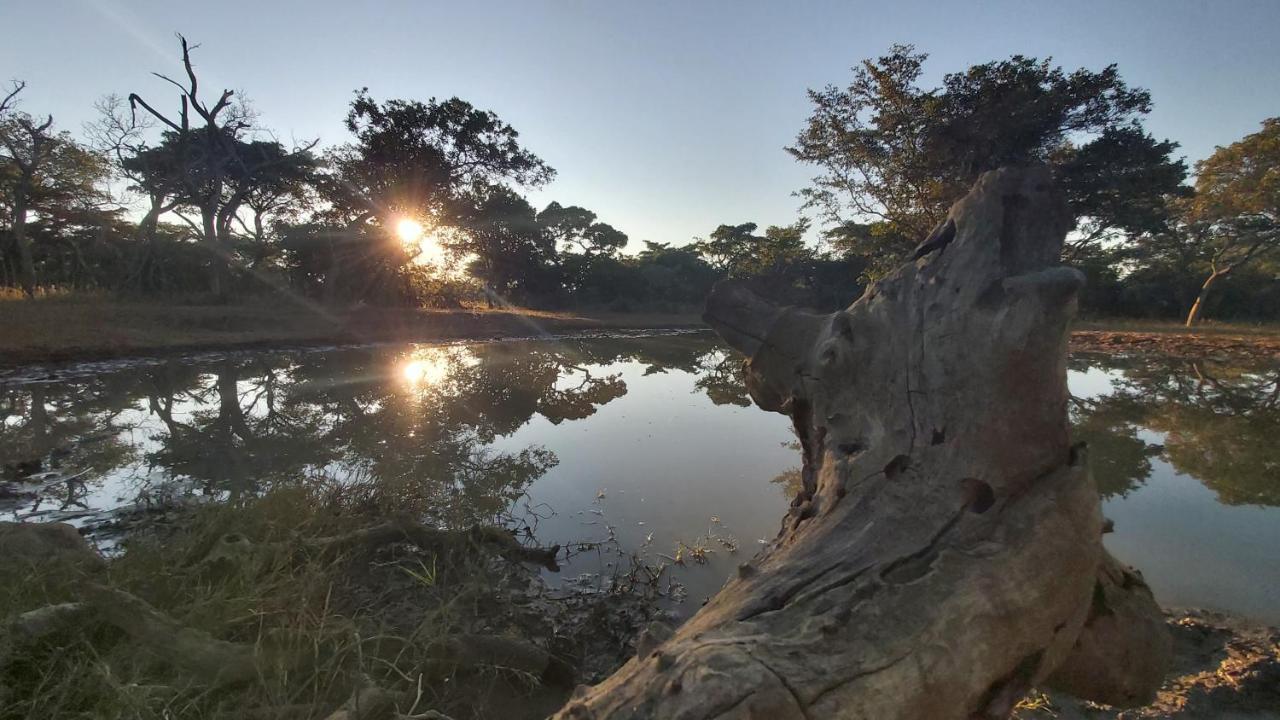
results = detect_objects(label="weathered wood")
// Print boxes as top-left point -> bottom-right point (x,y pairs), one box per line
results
552,166 -> 1170,719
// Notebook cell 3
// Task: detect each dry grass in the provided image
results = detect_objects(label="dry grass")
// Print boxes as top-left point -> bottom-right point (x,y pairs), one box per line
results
1074,317 -> 1280,337
0,296 -> 702,365
0,481 -> 578,720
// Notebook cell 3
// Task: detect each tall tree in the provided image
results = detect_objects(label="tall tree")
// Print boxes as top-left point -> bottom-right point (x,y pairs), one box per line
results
1,82 -> 114,295
319,90 -> 553,302
789,45 -> 1187,276
0,81 -> 54,296
1179,118 -> 1280,326
126,35 -> 317,296
696,220 -> 810,278
537,202 -> 627,257
536,201 -> 628,296
87,95 -> 185,290
456,188 -> 557,304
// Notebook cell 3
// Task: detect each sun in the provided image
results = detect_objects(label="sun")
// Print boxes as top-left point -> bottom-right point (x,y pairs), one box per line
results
396,218 -> 425,245
400,353 -> 450,389
395,217 -> 449,267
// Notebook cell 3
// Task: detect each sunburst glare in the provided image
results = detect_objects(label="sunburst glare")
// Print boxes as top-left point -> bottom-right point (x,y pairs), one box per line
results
396,218 -> 424,244
400,354 -> 449,389
395,217 -> 449,267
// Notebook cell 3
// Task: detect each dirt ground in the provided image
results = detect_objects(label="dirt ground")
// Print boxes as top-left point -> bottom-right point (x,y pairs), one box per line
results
0,299 -> 702,366
1071,330 -> 1280,363
1017,609 -> 1280,720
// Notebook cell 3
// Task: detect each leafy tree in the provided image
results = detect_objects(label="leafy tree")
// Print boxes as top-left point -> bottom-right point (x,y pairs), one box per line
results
630,241 -> 720,306
536,201 -> 628,299
538,202 -> 627,257
455,188 -> 558,305
691,219 -> 861,308
318,90 -> 553,303
126,35 -> 318,297
1178,118 -> 1280,325
87,95 -> 185,292
696,220 -> 810,278
0,82 -> 55,296
1,82 -> 116,295
789,45 -> 1187,276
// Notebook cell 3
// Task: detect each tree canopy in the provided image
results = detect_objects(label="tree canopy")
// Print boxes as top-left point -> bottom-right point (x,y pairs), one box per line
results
1,37 -> 1277,326
789,45 -> 1189,275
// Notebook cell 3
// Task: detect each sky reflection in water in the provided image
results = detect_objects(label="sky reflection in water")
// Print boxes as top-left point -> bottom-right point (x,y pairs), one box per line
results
1,334 -> 1277,622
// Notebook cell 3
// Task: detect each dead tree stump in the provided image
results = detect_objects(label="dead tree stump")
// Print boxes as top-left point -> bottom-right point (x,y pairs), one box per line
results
553,166 -> 1170,720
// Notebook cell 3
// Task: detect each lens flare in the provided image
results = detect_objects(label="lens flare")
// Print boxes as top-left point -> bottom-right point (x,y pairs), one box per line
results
396,218 -> 425,244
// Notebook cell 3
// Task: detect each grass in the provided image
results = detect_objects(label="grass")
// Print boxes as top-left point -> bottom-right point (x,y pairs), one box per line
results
0,294 -> 703,366
3,290 -> 1276,368
0,478 -> 650,720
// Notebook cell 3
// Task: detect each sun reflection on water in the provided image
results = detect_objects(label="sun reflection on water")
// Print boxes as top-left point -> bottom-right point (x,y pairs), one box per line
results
400,353 -> 450,389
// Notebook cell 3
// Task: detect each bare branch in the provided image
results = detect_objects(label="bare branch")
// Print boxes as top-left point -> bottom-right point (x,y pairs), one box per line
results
178,34 -> 199,103
127,93 -> 184,133
0,80 -> 25,116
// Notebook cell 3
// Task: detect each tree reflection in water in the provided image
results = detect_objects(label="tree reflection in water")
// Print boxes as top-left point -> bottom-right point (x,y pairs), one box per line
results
764,354 -> 1280,507
1068,353 -> 1280,506
4,339 -> 1276,536
0,333 -> 752,529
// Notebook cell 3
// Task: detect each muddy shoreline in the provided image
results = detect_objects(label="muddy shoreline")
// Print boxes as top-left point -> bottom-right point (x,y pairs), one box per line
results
0,303 -> 704,369
1071,330 -> 1280,363
3,305 -> 1277,371
1019,609 -> 1280,719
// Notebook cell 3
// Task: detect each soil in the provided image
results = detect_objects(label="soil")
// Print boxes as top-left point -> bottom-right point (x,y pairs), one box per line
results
1018,609 -> 1280,719
0,301 -> 703,367
1070,330 -> 1280,363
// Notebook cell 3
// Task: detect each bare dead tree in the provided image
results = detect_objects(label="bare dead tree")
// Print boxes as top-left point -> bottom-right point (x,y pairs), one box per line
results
86,95 -> 187,291
126,35 -> 316,297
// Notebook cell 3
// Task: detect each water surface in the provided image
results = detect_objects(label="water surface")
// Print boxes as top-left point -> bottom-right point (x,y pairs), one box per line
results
2,333 -> 1277,623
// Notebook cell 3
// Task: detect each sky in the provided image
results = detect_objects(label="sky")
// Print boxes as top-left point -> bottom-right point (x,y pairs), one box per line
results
3,0 -> 1279,250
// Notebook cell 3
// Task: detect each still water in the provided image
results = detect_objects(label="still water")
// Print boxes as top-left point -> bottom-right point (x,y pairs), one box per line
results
2,332 -> 1278,623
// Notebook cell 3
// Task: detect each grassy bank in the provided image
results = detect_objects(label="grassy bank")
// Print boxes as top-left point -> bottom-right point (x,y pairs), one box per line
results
6,487 -> 1278,720
3,298 -> 1280,368
0,297 -> 702,366
0,482 -> 663,720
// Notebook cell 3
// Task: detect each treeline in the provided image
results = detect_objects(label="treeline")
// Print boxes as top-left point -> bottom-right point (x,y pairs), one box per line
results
1,39 -> 1276,323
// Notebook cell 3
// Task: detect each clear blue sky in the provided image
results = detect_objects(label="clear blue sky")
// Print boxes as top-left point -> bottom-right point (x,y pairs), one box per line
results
3,0 -> 1278,248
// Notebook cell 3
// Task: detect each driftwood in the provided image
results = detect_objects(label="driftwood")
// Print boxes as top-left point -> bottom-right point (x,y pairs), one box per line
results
554,166 -> 1170,719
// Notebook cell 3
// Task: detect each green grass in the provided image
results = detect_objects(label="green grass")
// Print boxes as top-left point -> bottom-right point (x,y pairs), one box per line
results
0,480 -> 595,720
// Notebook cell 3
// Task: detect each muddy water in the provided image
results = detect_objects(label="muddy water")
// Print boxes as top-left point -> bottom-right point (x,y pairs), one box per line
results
2,333 -> 1278,623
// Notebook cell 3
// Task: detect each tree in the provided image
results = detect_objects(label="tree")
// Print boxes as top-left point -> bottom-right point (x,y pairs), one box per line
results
789,45 -> 1187,276
319,90 -> 553,303
87,95 -> 183,291
1179,118 -> 1280,326
1,82 -> 116,295
456,188 -> 558,305
0,81 -> 55,296
696,220 -> 810,278
630,241 -> 721,306
535,201 -> 628,299
537,201 -> 627,257
126,35 -> 318,296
